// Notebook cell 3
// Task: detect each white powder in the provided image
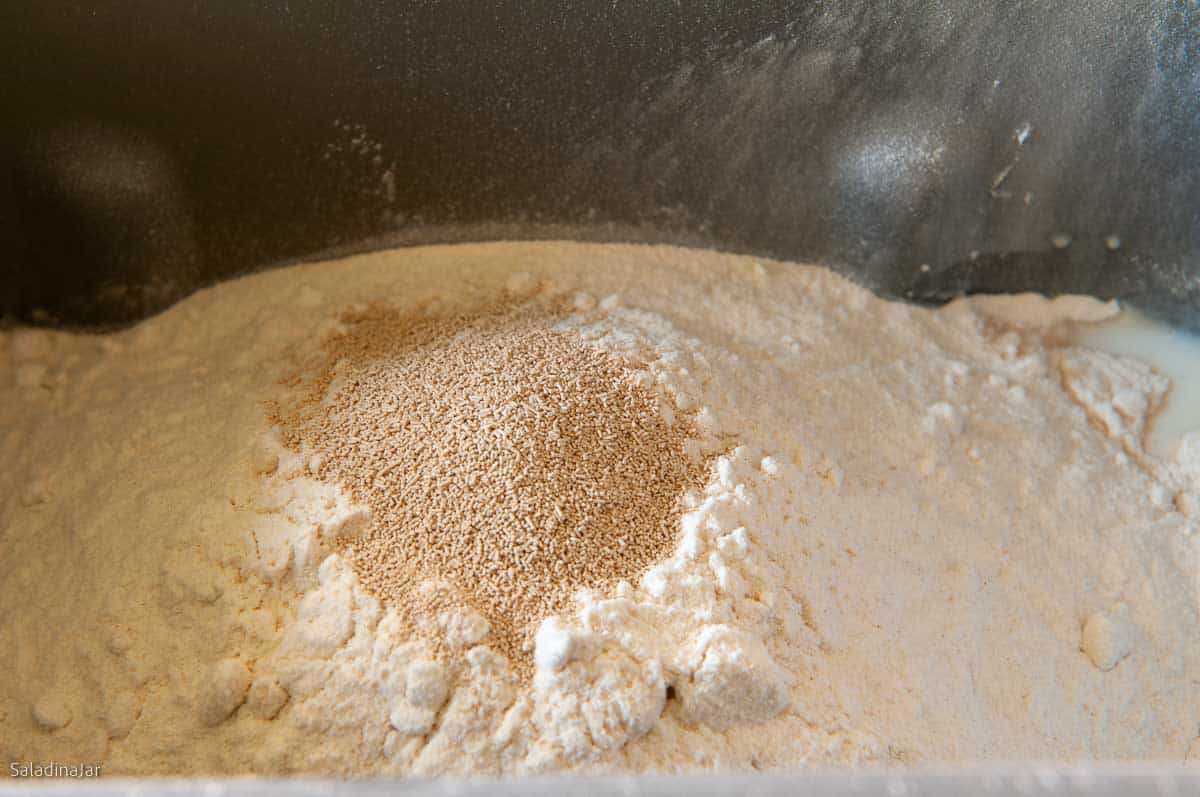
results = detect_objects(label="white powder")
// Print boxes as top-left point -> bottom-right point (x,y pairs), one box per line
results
2,241 -> 1198,776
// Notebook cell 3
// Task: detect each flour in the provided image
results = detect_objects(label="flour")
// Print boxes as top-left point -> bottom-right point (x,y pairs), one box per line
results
2,241 -> 1198,776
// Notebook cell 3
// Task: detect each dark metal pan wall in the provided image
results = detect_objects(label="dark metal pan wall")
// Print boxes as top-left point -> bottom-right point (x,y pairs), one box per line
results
2,2 -> 1197,329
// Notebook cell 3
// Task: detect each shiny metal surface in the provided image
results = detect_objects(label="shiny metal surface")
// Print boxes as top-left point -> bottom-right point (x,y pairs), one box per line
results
5,767 -> 1200,796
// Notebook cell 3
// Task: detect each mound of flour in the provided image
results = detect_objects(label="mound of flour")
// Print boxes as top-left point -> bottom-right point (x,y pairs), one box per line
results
2,241 -> 1198,776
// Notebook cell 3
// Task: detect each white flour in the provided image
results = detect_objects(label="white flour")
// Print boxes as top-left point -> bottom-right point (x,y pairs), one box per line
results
2,241 -> 1198,776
